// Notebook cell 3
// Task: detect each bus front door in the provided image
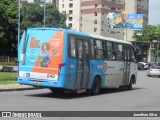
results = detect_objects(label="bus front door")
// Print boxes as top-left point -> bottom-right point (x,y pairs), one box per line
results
123,46 -> 131,85
75,40 -> 90,90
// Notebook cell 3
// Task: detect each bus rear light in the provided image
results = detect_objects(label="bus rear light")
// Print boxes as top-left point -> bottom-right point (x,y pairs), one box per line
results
58,63 -> 66,77
59,63 -> 66,70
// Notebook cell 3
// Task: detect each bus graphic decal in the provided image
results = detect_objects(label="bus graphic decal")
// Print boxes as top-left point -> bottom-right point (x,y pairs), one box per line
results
32,31 -> 64,75
103,62 -> 107,73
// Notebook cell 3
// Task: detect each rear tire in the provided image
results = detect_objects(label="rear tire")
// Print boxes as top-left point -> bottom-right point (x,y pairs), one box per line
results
91,77 -> 101,95
126,77 -> 133,90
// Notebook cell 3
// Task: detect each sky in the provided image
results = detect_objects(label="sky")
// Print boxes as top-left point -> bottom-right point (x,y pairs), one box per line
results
149,0 -> 160,25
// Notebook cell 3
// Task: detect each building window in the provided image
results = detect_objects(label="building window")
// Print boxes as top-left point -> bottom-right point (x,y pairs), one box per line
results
101,29 -> 103,31
95,4 -> 98,8
94,28 -> 97,32
62,4 -> 64,8
95,12 -> 97,16
62,11 -> 66,14
111,7 -> 116,10
117,8 -> 121,10
69,3 -> 73,8
69,17 -> 72,21
94,20 -> 97,24
68,23 -> 72,28
69,10 -> 73,14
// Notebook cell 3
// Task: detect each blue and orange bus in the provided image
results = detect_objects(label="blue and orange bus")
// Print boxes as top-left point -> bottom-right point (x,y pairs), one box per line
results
18,28 -> 137,95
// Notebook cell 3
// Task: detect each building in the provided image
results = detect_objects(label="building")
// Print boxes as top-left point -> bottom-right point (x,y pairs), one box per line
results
137,0 -> 149,23
58,0 -> 82,31
58,0 -> 149,41
131,41 -> 150,62
24,0 -> 149,41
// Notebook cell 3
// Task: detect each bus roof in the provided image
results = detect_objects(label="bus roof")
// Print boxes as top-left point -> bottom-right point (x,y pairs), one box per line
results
27,28 -> 132,45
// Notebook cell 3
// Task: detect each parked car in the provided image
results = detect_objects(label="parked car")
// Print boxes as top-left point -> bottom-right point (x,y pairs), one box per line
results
147,66 -> 160,77
148,62 -> 156,67
138,62 -> 149,70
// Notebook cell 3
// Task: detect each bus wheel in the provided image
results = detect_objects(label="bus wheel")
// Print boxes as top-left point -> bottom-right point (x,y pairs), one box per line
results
126,77 -> 133,90
91,77 -> 101,95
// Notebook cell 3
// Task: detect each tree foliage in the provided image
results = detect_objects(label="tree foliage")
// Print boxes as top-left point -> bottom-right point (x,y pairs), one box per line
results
134,24 -> 160,42
0,0 -> 18,57
134,24 -> 160,61
21,1 -> 67,31
0,0 -> 67,58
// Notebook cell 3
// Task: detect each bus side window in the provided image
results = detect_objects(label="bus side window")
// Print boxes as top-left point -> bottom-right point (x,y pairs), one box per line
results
131,48 -> 136,62
106,41 -> 112,60
95,40 -> 103,59
77,40 -> 83,69
69,36 -> 76,58
114,44 -> 123,61
90,40 -> 95,59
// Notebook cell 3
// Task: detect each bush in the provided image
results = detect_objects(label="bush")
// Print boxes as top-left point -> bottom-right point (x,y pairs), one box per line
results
0,62 -> 17,66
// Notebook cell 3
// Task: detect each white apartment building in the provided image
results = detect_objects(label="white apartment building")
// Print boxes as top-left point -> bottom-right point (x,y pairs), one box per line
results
58,0 -> 82,31
58,0 -> 149,41
25,0 -> 149,41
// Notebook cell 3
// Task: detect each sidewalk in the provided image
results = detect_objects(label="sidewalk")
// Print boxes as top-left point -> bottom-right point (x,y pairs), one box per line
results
0,84 -> 37,92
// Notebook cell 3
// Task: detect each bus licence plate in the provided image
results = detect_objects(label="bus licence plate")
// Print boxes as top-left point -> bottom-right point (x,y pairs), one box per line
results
34,81 -> 42,84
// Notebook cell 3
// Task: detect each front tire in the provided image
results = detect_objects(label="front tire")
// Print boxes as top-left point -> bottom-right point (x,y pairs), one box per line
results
91,77 -> 101,95
147,74 -> 151,77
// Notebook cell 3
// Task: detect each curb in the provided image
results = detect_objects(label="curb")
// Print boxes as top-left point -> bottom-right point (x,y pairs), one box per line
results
0,84 -> 38,92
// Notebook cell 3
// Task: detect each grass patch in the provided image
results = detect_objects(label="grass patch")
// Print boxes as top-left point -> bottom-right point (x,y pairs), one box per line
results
0,72 -> 17,85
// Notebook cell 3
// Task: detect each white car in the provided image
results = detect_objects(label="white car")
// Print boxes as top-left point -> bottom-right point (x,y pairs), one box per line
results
138,62 -> 149,70
147,66 -> 160,77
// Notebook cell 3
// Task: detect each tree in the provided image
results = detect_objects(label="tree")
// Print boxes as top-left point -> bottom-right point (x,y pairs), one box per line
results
0,0 -> 67,60
134,24 -> 160,42
21,1 -> 67,32
134,24 -> 160,61
0,0 -> 18,58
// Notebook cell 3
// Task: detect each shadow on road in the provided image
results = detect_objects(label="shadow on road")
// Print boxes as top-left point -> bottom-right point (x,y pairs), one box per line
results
26,87 -> 143,99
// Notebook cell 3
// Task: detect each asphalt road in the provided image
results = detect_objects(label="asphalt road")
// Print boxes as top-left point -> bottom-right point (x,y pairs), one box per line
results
0,70 -> 160,119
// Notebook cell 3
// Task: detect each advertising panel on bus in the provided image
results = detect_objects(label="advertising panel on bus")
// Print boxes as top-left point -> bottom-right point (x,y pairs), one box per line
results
19,29 -> 64,81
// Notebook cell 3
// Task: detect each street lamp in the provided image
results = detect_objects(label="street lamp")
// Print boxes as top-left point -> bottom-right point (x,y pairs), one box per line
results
154,32 -> 160,62
18,0 -> 21,48
18,0 -> 27,48
151,38 -> 160,62
40,0 -> 46,27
